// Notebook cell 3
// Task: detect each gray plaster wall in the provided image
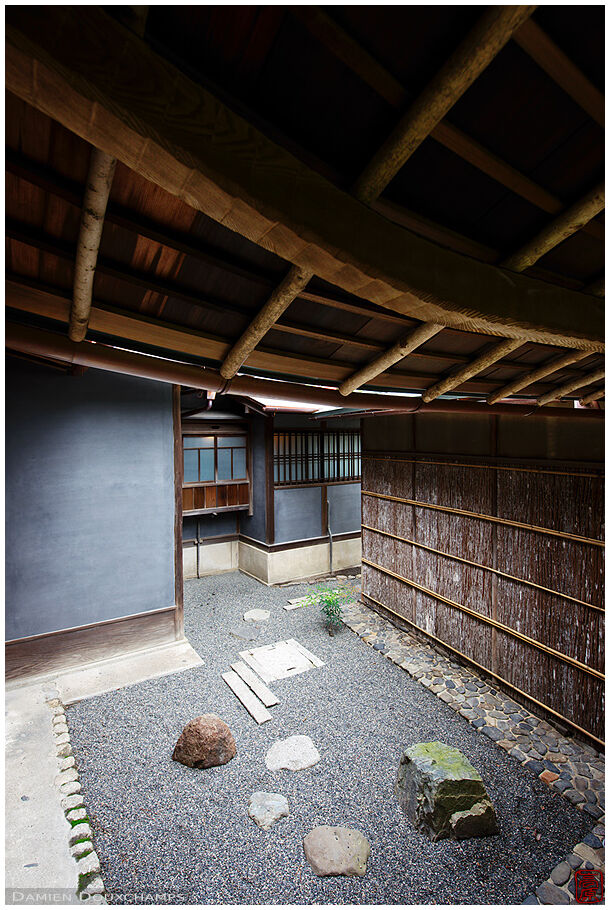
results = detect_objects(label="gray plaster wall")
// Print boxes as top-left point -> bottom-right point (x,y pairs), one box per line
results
274,486 -> 323,543
6,360 -> 176,640
327,483 -> 361,535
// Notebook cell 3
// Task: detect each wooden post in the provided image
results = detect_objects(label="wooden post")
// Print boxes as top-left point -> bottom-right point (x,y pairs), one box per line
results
172,385 -> 184,640
264,416 -> 275,545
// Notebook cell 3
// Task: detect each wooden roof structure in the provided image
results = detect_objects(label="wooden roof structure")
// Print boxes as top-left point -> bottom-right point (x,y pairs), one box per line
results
5,5 -> 605,410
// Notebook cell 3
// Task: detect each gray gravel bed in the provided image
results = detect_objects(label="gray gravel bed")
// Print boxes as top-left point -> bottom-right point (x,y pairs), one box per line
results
68,571 -> 592,904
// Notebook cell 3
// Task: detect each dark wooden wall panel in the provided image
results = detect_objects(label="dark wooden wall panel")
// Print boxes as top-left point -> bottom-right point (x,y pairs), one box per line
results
361,414 -> 604,744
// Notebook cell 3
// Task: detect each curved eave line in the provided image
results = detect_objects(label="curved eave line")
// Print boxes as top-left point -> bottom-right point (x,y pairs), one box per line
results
5,7 -> 604,352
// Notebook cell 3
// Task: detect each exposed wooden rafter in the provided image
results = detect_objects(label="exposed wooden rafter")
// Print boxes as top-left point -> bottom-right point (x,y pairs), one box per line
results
9,150 -> 593,295
352,5 -> 536,204
5,7 -> 604,351
220,266 -> 313,379
339,323 -> 443,396
583,275 -> 605,298
502,183 -> 605,272
69,148 -> 116,341
579,388 -> 605,406
422,339 -> 524,402
295,7 -> 603,243
487,350 -> 591,404
513,18 -> 604,125
9,321 -> 602,420
538,368 -> 605,407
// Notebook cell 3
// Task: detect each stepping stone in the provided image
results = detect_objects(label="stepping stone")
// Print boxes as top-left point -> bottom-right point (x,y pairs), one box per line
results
303,826 -> 370,877
243,609 -> 270,623
240,639 -> 324,683
248,792 -> 289,830
222,671 -> 272,725
265,735 -> 320,771
230,661 -> 279,707
395,742 -> 498,841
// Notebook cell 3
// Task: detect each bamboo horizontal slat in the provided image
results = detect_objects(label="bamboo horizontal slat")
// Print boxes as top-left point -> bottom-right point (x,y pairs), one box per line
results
362,490 -> 605,547
362,591 -> 605,748
362,524 -> 604,612
365,453 -> 604,480
362,557 -> 604,681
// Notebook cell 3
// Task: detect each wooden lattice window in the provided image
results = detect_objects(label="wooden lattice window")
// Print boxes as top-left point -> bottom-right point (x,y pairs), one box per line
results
274,430 -> 361,486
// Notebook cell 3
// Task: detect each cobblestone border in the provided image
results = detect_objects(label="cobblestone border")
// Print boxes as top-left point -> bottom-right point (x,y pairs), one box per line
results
342,599 -> 605,905
47,690 -> 107,904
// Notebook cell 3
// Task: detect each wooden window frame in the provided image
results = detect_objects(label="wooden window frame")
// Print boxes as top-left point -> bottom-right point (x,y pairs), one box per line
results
273,429 -> 361,487
182,424 -> 251,516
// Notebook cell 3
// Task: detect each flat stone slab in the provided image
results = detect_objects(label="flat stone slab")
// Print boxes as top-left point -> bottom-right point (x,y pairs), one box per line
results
395,742 -> 498,841
240,639 -> 324,683
247,792 -> 289,830
303,826 -> 370,877
265,735 -> 320,771
243,609 -> 270,623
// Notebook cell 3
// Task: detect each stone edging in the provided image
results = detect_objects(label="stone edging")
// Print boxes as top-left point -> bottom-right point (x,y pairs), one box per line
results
47,690 -> 107,904
342,599 -> 605,905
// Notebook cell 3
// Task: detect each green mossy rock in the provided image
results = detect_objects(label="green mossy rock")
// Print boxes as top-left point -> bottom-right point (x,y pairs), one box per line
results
395,742 -> 498,841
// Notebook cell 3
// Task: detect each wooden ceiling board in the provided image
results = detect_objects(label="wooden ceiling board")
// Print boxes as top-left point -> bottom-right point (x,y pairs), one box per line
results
532,230 -> 605,283
329,5 -> 482,94
384,138 -> 518,240
527,121 -> 603,202
446,41 -> 593,178
532,5 -> 604,91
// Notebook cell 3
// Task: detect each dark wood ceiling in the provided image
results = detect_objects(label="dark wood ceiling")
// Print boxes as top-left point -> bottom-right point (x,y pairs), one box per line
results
5,5 -> 605,405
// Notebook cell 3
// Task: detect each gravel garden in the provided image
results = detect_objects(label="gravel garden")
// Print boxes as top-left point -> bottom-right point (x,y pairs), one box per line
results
67,571 -> 596,904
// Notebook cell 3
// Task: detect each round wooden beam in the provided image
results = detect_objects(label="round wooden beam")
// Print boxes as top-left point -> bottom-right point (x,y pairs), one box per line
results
422,338 -> 524,402
353,5 -> 536,204
70,148 -> 116,341
220,265 -> 313,380
5,7 -> 604,353
339,322 -> 443,396
502,183 -> 605,273
538,368 -> 605,406
487,350 -> 591,404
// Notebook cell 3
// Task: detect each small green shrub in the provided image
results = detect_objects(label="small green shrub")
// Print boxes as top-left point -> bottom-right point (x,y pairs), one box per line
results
304,583 -> 352,633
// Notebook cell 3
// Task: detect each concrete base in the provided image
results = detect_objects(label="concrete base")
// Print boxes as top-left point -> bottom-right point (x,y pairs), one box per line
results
238,537 -> 362,586
55,638 -> 203,705
184,540 -> 239,579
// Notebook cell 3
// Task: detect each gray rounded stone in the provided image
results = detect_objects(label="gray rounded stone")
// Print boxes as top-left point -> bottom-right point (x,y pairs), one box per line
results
243,609 -> 270,623
303,825 -> 370,877
265,735 -> 320,771
551,861 -> 571,886
247,791 -> 289,830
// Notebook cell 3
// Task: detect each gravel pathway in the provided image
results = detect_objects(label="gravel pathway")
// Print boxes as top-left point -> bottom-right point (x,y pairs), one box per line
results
68,572 -> 592,904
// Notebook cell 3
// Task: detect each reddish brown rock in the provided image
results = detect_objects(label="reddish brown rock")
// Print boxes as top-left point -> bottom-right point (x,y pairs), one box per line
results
172,714 -> 236,769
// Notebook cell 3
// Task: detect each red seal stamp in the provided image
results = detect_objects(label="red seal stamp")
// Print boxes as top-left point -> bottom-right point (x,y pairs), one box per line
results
575,869 -> 604,904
